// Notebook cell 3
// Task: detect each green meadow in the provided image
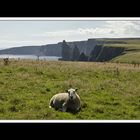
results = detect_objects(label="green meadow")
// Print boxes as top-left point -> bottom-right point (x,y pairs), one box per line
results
0,60 -> 140,120
103,38 -> 140,64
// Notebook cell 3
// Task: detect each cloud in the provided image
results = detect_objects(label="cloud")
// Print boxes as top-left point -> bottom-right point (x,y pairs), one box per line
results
1,20 -> 140,50
34,29 -> 86,38
0,39 -> 48,50
0,39 -> 46,44
34,21 -> 140,39
104,21 -> 140,36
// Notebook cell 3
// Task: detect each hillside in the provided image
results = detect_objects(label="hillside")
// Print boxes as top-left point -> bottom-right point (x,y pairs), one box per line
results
0,44 -> 62,56
0,46 -> 41,55
102,38 -> 140,63
0,60 -> 140,120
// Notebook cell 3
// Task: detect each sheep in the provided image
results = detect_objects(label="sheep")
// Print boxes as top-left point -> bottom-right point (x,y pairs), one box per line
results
49,88 -> 81,113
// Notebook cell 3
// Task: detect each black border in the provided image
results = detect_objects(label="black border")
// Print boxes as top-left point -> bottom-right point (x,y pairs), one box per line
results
0,9 -> 140,17
0,9 -> 140,134
0,123 -> 139,136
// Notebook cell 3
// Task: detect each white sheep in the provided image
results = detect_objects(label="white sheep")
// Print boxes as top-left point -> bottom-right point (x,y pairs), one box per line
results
49,88 -> 81,113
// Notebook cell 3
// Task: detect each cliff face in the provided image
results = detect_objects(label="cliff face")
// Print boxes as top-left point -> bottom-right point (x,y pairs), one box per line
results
60,39 -> 125,62
85,39 -> 103,56
42,44 -> 61,56
62,39 -> 126,62
89,45 -> 102,61
0,38 -> 127,62
95,46 -> 125,62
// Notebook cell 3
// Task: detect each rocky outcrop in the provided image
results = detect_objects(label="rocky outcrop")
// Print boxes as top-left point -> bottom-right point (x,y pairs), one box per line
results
85,39 -> 103,56
78,52 -> 88,61
61,40 -> 72,61
71,45 -> 80,61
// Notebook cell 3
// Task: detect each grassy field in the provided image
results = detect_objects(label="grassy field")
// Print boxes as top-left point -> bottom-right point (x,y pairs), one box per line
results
112,52 -> 140,64
0,59 -> 140,120
102,38 -> 140,64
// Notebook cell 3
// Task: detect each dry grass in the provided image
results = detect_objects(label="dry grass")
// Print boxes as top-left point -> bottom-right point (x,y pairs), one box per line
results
0,59 -> 140,120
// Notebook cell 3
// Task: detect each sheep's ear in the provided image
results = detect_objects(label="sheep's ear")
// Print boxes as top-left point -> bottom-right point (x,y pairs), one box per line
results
75,88 -> 78,91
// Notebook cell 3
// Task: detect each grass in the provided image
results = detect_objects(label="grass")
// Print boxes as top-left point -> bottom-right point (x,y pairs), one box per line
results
99,38 -> 140,64
0,59 -> 140,120
103,43 -> 140,51
112,52 -> 140,64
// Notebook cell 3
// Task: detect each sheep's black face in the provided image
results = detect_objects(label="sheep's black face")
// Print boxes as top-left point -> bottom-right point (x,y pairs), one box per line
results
67,88 -> 78,100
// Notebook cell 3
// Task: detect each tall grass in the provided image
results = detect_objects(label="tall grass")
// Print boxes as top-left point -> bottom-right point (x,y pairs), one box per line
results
0,59 -> 140,119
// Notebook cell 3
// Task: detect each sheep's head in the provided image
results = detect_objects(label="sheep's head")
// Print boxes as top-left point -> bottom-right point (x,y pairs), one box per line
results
67,88 -> 78,100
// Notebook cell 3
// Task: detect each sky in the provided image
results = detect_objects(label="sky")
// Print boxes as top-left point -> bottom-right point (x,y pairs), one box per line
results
0,20 -> 140,50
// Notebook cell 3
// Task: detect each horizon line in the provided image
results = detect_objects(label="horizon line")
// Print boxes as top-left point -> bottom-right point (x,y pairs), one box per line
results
1,37 -> 140,50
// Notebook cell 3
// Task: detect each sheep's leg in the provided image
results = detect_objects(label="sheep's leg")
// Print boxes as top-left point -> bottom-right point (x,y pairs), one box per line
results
49,97 -> 54,108
62,103 -> 67,112
49,100 -> 52,108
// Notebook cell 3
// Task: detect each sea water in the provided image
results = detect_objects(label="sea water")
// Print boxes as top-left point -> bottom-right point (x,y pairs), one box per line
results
0,54 -> 61,61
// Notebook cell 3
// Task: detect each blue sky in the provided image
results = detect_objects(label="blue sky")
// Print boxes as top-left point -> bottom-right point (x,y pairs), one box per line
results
0,20 -> 140,49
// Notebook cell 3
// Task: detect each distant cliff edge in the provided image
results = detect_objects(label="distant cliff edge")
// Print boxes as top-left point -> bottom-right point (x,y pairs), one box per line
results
0,38 -> 139,62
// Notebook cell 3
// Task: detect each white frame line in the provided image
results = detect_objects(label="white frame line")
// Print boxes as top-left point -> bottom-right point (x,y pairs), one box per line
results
0,17 -> 140,123
0,17 -> 140,21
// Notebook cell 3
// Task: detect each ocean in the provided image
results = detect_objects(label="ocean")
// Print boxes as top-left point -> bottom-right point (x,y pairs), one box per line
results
0,54 -> 61,61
